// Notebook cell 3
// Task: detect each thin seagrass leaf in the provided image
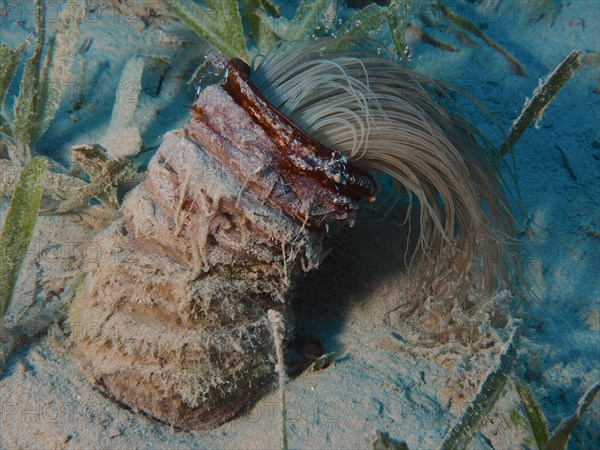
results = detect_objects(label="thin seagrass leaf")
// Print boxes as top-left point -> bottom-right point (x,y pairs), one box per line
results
0,157 -> 47,317
435,1 -> 525,76
12,0 -> 46,148
498,50 -> 581,160
514,377 -> 550,449
33,0 -> 85,143
162,0 -> 248,60
0,43 -> 26,109
336,3 -> 388,41
406,22 -> 459,52
100,56 -> 145,158
284,0 -> 337,41
267,309 -> 288,450
544,382 -> 600,450
507,406 -> 539,448
440,338 -> 515,449
387,1 -> 410,63
210,0 -> 247,56
241,0 -> 278,54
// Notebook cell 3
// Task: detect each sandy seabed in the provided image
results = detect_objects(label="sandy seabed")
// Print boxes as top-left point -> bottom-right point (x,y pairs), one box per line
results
1,1 -> 599,448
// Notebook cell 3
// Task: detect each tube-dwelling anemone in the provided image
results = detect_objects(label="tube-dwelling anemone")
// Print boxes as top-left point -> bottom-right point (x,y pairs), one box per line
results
69,37 -> 520,431
251,37 -> 518,310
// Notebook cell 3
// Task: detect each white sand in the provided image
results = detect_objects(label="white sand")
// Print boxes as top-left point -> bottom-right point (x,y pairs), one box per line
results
1,1 -> 598,448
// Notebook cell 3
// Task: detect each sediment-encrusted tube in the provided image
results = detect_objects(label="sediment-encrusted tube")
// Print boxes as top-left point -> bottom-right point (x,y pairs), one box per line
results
69,78 -> 373,430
